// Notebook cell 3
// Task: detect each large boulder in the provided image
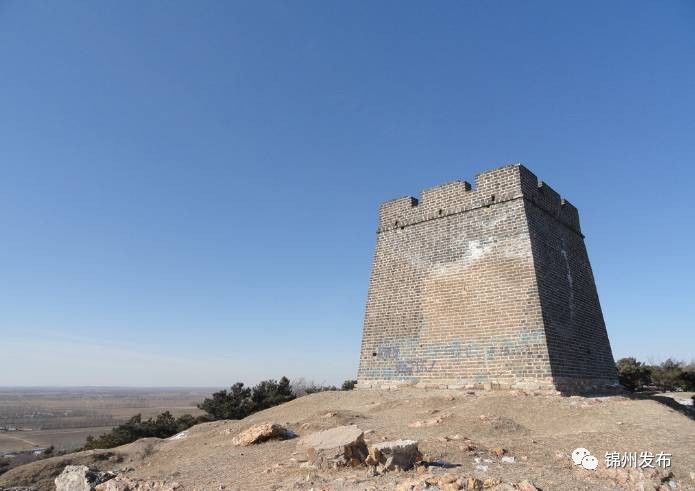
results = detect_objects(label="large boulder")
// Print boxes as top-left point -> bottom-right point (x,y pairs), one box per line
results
54,465 -> 115,491
95,477 -> 181,491
231,423 -> 293,446
365,440 -> 421,472
297,425 -> 368,468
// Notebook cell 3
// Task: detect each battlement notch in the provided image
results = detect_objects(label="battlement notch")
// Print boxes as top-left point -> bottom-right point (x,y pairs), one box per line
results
377,163 -> 582,234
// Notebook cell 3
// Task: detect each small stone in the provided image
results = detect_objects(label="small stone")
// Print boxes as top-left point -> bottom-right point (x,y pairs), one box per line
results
516,480 -> 540,491
501,456 -> 515,464
424,474 -> 462,491
365,439 -> 421,472
297,425 -> 368,469
396,479 -> 422,491
95,477 -> 180,491
466,476 -> 484,490
408,415 -> 448,428
483,478 -> 502,487
439,474 -> 458,484
491,447 -> 506,457
231,423 -> 293,446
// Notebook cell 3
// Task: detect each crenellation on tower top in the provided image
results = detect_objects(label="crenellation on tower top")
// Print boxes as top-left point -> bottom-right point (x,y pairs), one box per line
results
536,181 -> 561,203
378,196 -> 419,230
559,199 -> 580,233
420,180 -> 472,215
474,163 -> 529,194
376,163 -> 582,235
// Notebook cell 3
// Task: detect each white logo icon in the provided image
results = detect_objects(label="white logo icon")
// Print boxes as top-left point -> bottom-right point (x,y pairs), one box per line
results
572,448 -> 598,470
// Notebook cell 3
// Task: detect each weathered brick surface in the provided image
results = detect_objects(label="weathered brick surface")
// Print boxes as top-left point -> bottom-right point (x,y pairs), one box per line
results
357,164 -> 618,392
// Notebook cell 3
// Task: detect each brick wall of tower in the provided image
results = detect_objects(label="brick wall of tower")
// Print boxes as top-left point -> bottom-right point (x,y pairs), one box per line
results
524,191 -> 618,388
357,164 -> 618,391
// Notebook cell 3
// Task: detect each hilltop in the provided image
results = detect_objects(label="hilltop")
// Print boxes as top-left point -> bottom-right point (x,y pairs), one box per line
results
1,388 -> 694,490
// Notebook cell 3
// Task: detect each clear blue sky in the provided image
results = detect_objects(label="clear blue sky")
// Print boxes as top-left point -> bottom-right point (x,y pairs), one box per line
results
1,1 -> 693,386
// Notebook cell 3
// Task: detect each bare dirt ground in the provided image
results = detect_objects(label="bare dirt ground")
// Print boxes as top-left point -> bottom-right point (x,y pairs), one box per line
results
2,388 -> 694,490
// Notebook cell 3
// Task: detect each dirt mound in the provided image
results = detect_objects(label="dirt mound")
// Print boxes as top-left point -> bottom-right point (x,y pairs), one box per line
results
1,389 -> 693,490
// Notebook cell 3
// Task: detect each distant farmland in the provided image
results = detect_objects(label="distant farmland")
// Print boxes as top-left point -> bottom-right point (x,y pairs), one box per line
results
0,387 -> 213,453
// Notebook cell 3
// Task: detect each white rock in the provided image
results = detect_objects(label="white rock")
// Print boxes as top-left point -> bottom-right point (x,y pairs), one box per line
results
168,431 -> 187,440
55,465 -> 115,491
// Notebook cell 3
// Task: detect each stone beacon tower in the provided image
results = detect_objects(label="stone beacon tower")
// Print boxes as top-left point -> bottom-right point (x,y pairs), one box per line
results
357,164 -> 618,392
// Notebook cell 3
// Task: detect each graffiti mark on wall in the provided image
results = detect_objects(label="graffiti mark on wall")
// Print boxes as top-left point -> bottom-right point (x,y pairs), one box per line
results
376,345 -> 400,359
395,358 -> 436,375
370,331 -> 547,379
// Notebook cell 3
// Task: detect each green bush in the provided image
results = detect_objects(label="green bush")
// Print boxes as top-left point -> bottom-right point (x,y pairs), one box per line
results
616,357 -> 651,391
83,411 -> 203,450
341,379 -> 357,391
293,378 -> 356,393
0,457 -> 10,476
650,359 -> 693,391
251,376 -> 295,410
197,382 -> 254,420
683,364 -> 695,390
197,377 -> 295,420
304,384 -> 338,394
616,357 -> 695,392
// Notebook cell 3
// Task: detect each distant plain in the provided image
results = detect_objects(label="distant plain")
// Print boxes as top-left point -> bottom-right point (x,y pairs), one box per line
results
0,387 -> 212,453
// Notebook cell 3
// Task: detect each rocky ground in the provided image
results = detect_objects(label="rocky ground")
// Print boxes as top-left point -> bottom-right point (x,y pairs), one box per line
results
1,389 -> 694,490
